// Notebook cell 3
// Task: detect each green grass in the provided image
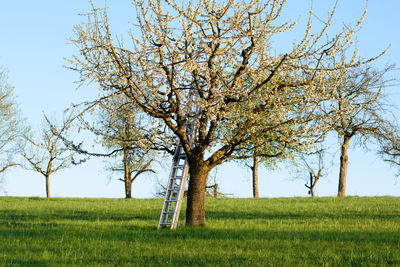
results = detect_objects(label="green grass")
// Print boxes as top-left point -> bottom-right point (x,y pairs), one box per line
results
0,197 -> 399,266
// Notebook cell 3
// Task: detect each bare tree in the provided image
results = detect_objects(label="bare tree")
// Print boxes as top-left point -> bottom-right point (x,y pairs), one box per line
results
319,63 -> 394,197
292,146 -> 327,197
70,0 -> 371,225
21,114 -> 76,198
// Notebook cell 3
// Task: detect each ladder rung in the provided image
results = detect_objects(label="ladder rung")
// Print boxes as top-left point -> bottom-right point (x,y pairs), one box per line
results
163,211 -> 175,214
168,186 -> 181,191
168,185 -> 181,189
173,166 -> 185,170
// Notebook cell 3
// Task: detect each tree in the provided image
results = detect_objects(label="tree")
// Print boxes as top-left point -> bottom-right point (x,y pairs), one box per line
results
292,146 -> 327,197
205,168 -> 226,198
237,151 -> 282,198
55,96 -> 159,198
83,96 -> 157,198
107,146 -> 155,199
0,68 -> 22,177
21,114 -> 76,198
319,63 -> 393,197
70,0 -> 369,225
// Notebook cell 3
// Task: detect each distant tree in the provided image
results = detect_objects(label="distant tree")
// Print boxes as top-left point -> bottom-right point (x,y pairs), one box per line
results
89,96 -> 157,198
204,167 -> 232,198
237,152 -> 281,198
71,0 -> 371,225
57,96 -> 159,198
0,68 -> 23,177
292,146 -> 328,197
21,114 -> 76,198
320,63 -> 394,197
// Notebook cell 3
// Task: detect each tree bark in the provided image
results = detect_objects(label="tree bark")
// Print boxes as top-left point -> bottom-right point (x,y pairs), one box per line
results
125,174 -> 132,198
252,156 -> 259,198
309,172 -> 315,197
123,147 -> 132,198
337,136 -> 350,197
186,162 -> 208,226
45,175 -> 50,198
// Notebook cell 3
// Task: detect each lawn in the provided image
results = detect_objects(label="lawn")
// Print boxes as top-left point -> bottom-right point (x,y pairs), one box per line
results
0,196 -> 399,266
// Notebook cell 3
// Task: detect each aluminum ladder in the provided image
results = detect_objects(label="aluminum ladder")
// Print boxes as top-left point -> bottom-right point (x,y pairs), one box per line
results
157,120 -> 196,229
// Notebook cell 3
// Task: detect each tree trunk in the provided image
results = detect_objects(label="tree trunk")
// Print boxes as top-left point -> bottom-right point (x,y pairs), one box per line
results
123,147 -> 132,198
309,172 -> 315,197
252,156 -> 259,198
213,184 -> 218,198
45,175 -> 50,198
337,136 -> 350,197
125,174 -> 132,198
186,162 -> 208,226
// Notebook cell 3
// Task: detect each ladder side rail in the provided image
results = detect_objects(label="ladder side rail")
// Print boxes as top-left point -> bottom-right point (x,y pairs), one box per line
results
170,159 -> 190,229
157,142 -> 183,229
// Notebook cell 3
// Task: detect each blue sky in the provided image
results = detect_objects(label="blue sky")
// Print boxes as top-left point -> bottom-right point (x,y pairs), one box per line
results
0,0 -> 399,198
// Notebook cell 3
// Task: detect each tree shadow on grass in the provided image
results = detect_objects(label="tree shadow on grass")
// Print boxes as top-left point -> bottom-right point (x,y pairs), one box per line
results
1,205 -> 399,266
2,216 -> 399,244
1,225 -> 399,266
0,207 -> 161,223
205,209 -> 400,221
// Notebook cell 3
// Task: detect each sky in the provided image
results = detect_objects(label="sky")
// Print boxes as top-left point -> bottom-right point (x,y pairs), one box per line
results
0,0 -> 399,199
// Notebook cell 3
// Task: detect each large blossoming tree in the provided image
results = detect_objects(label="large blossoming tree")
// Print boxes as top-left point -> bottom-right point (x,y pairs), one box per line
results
70,0 -> 369,226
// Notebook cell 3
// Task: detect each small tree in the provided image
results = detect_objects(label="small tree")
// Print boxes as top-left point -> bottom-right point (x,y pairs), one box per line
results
21,114 -> 76,198
58,96 -> 159,198
320,63 -> 393,197
292,146 -> 327,197
96,97 -> 157,198
236,152 -> 281,198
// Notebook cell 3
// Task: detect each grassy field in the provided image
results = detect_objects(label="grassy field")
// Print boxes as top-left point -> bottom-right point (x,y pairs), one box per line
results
0,197 -> 399,266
